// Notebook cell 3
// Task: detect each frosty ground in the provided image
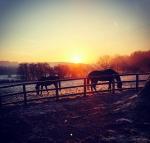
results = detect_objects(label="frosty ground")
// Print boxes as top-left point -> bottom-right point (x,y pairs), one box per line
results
0,90 -> 150,143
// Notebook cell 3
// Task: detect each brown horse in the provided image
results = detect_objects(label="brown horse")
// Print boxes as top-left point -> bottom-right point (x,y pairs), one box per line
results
35,76 -> 61,95
87,69 -> 122,91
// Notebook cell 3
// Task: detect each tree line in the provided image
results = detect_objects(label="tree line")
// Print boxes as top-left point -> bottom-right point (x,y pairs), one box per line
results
4,50 -> 150,81
96,50 -> 150,73
17,63 -> 92,81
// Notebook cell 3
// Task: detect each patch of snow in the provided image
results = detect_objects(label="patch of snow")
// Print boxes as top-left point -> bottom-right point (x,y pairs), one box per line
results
128,94 -> 138,100
116,118 -> 133,124
131,137 -> 150,143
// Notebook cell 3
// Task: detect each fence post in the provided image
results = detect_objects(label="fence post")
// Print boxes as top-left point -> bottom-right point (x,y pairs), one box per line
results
112,77 -> 115,94
84,78 -> 87,97
23,84 -> 27,106
136,74 -> 139,92
56,85 -> 59,101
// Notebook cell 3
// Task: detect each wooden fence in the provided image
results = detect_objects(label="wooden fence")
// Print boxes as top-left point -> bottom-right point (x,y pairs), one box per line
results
0,73 -> 150,108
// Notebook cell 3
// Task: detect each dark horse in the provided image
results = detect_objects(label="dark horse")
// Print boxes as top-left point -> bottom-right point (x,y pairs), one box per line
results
87,69 -> 122,91
35,76 -> 61,95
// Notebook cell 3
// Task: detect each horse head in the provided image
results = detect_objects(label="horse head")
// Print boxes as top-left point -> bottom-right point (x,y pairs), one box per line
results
113,72 -> 122,91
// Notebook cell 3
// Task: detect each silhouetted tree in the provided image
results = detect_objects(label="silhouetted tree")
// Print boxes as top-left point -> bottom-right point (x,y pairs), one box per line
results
17,63 -> 55,81
54,64 -> 70,78
97,55 -> 112,69
17,63 -> 29,80
28,64 -> 37,80
35,63 -> 50,79
96,50 -> 150,72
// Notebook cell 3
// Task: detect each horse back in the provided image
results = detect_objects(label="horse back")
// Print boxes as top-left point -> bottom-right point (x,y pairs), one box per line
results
88,69 -> 117,80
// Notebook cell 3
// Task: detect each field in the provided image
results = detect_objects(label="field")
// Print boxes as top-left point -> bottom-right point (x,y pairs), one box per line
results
1,90 -> 150,143
0,74 -> 150,142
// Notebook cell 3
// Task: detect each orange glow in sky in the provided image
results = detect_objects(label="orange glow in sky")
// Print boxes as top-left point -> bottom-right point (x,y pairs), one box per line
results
0,1 -> 150,63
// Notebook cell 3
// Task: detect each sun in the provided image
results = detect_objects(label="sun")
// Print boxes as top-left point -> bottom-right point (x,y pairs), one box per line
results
71,55 -> 82,63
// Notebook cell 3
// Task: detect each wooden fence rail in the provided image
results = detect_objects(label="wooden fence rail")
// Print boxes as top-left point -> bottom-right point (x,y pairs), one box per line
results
0,72 -> 150,108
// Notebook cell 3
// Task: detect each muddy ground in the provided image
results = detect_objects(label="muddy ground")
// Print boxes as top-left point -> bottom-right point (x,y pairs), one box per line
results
0,90 -> 150,143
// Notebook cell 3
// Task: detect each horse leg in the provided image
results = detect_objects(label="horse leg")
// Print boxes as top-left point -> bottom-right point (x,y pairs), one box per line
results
54,83 -> 59,100
93,83 -> 97,92
91,85 -> 93,92
91,79 -> 94,92
92,80 -> 97,92
45,85 -> 49,94
41,85 -> 43,95
108,81 -> 112,92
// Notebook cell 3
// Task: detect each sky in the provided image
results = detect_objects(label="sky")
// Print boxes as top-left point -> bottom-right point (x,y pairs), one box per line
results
0,0 -> 150,64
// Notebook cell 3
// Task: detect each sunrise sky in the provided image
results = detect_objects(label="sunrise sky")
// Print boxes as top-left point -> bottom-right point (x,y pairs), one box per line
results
0,0 -> 150,64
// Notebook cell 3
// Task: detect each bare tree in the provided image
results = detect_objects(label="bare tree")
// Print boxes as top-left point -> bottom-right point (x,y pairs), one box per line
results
17,63 -> 29,81
97,55 -> 112,69
54,64 -> 70,78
